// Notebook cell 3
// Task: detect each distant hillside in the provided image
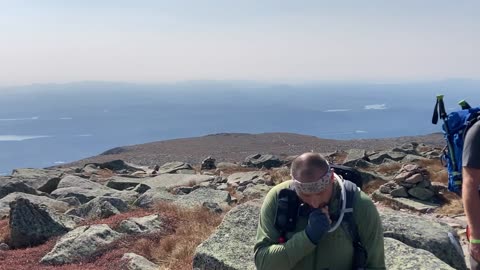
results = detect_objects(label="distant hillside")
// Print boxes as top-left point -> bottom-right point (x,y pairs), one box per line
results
59,132 -> 444,168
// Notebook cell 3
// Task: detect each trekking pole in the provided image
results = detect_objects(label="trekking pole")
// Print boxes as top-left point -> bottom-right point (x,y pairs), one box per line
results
437,95 -> 458,171
459,99 -> 472,110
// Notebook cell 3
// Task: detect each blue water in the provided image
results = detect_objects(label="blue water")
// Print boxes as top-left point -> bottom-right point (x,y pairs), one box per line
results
0,80 -> 478,174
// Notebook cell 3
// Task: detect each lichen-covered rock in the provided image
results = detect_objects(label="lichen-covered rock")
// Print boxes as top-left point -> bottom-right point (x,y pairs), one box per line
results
243,154 -> 283,169
133,188 -> 178,208
227,171 -> 269,186
384,238 -> 454,270
193,202 -> 260,270
173,187 -> 231,209
116,214 -> 165,234
10,168 -> 64,193
408,187 -> 435,201
40,224 -> 122,265
121,253 -> 159,270
65,196 -> 129,219
9,198 -> 76,248
380,208 -> 466,270
158,161 -> 193,174
0,193 -> 69,217
0,181 -> 40,199
52,175 -> 137,204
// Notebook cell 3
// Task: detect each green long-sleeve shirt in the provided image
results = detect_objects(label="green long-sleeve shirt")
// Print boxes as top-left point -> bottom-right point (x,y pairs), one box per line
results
254,180 -> 385,270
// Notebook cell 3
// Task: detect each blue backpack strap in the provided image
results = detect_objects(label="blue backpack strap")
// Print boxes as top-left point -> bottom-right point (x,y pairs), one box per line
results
343,180 -> 368,269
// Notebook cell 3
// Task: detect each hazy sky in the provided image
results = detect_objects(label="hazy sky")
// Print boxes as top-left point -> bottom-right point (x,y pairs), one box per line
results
1,0 -> 479,86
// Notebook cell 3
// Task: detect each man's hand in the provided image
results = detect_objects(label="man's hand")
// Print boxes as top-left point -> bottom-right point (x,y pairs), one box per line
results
305,208 -> 331,245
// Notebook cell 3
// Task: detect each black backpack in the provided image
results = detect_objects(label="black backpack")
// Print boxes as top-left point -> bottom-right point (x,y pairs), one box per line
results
274,180 -> 367,270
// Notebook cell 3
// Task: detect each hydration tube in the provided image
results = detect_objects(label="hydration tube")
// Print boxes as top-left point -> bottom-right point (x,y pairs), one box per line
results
328,173 -> 347,233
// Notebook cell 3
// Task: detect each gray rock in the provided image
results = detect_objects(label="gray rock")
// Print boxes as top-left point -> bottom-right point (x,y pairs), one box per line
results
408,187 -> 435,201
176,169 -> 196,175
40,224 -> 122,265
132,184 -> 150,194
11,168 -> 64,193
342,149 -> 367,167
380,208 -> 466,270
203,202 -> 223,214
422,150 -> 442,159
121,253 -> 159,270
174,187 -> 231,209
116,214 -> 165,234
227,171 -> 268,186
243,154 -> 283,169
379,181 -> 398,194
396,142 -> 418,155
237,185 -> 247,192
9,198 -> 76,248
0,243 -> 9,251
216,162 -> 240,169
201,156 -> 216,170
402,154 -> 428,163
369,151 -> 407,164
106,176 -> 143,191
193,202 -> 261,270
390,187 -> 409,198
84,160 -> 145,174
57,197 -> 82,207
0,193 -> 69,217
0,181 -> 41,199
65,196 -> 129,219
416,179 -> 432,189
242,184 -> 272,200
216,183 -> 228,190
53,175 -> 138,204
158,161 -> 193,174
404,173 -> 424,184
142,174 -> 215,189
384,238 -> 454,270
357,170 -> 389,183
372,191 -> 439,213
133,188 -> 178,208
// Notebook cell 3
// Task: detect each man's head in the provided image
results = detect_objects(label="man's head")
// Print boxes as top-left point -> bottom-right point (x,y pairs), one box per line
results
291,152 -> 335,209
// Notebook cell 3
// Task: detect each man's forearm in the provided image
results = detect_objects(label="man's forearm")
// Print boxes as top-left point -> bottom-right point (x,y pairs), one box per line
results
463,167 -> 480,239
255,230 -> 316,270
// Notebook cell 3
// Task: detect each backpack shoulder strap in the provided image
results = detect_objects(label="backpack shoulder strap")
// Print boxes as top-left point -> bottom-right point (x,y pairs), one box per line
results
274,185 -> 299,242
342,180 -> 368,269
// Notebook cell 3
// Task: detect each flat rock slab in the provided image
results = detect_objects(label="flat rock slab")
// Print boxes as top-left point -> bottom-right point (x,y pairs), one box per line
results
142,174 -> 215,189
158,161 -> 193,174
385,238 -> 454,270
52,175 -> 138,204
10,168 -> 64,193
174,187 -> 231,209
116,214 -> 165,234
227,171 -> 268,186
343,149 -> 367,167
106,176 -> 143,191
0,193 -> 69,217
133,188 -> 178,208
372,190 -> 439,213
41,224 -> 122,265
379,208 -> 466,270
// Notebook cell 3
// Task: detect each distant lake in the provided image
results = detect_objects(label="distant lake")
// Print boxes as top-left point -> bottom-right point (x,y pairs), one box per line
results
0,80 -> 478,174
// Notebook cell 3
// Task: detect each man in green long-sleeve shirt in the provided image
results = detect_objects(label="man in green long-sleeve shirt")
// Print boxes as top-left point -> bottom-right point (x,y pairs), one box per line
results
254,153 -> 385,270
